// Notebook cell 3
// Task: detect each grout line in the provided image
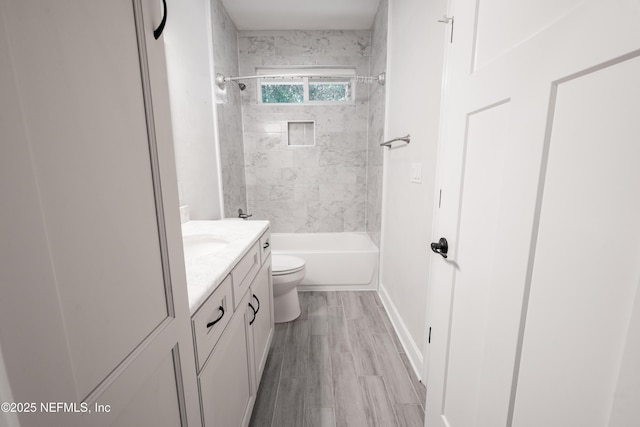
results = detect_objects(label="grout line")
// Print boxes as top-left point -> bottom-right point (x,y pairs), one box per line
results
302,376 -> 307,427
269,323 -> 289,427
328,315 -> 336,427
379,375 -> 402,427
376,305 -> 402,352
399,351 -> 426,412
374,300 -> 425,412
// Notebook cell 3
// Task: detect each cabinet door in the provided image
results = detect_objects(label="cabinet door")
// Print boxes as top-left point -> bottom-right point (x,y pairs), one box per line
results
0,1 -> 200,426
200,292 -> 254,427
249,258 -> 274,383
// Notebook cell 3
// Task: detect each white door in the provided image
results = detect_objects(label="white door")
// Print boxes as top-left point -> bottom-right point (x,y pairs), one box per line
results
0,1 -> 201,426
425,0 -> 640,426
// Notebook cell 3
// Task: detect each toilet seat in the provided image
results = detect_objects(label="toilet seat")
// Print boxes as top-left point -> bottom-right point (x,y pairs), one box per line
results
272,254 -> 305,276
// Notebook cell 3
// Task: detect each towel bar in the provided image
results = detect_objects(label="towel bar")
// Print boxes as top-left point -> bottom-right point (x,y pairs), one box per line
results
381,134 -> 410,148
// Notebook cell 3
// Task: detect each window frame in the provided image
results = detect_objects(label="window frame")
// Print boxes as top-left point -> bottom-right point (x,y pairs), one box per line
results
256,68 -> 356,106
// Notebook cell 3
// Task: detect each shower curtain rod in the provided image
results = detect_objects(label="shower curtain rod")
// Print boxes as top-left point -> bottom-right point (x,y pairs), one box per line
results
215,72 -> 385,90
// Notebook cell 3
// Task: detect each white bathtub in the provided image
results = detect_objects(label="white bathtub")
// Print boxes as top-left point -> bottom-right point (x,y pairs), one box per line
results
270,232 -> 379,290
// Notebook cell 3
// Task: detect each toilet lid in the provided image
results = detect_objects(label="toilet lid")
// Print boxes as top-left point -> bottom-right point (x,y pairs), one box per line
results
272,254 -> 305,275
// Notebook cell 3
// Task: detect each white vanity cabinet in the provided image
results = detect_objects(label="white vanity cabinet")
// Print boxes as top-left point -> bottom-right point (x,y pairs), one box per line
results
199,290 -> 254,427
193,229 -> 273,427
246,258 -> 274,386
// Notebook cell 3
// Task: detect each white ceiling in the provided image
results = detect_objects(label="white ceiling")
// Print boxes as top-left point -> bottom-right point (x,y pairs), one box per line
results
220,0 -> 382,31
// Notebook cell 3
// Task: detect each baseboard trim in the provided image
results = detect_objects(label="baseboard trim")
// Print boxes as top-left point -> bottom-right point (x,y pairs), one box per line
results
377,282 -> 424,382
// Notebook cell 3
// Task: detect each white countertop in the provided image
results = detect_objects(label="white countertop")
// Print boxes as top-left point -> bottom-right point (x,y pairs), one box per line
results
182,219 -> 270,314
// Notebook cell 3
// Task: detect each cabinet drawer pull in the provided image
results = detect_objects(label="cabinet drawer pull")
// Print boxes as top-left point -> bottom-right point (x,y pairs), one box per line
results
263,241 -> 270,249
153,0 -> 167,40
206,306 -> 225,329
252,294 -> 260,314
248,302 -> 257,325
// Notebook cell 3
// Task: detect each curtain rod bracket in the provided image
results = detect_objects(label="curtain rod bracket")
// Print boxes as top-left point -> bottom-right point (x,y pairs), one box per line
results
215,73 -> 227,90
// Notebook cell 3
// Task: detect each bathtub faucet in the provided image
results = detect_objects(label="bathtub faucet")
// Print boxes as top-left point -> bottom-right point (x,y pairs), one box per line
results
238,208 -> 252,220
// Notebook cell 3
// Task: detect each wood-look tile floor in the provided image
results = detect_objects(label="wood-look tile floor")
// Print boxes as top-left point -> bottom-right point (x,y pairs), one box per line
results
249,291 -> 426,427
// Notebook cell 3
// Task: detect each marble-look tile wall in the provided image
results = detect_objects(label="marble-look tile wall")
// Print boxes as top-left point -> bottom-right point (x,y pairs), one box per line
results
366,0 -> 388,247
238,30 -> 372,233
211,0 -> 247,218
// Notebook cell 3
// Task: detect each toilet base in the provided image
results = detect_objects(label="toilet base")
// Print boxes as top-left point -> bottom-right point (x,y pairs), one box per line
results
273,287 -> 301,323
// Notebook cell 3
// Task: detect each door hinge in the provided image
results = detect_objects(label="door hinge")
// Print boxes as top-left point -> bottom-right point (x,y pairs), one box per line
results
438,189 -> 442,208
428,326 -> 432,344
438,15 -> 454,43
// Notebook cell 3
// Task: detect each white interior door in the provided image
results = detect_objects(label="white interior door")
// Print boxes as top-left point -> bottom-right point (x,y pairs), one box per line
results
425,0 -> 640,426
0,1 -> 200,426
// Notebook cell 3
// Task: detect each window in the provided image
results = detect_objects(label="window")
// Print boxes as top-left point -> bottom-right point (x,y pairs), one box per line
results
258,68 -> 355,105
309,81 -> 350,102
262,82 -> 304,103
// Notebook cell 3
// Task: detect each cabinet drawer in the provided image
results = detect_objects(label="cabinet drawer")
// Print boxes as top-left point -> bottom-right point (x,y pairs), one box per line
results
231,242 -> 260,309
259,231 -> 271,265
192,275 -> 233,372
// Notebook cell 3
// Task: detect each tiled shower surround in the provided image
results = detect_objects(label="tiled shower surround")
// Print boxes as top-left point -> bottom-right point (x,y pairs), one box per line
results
238,30 -> 373,233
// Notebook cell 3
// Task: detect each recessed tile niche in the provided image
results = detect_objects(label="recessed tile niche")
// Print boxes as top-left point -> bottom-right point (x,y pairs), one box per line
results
287,121 -> 315,146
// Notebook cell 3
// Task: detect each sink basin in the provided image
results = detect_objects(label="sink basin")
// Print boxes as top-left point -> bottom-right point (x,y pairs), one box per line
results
183,234 -> 229,259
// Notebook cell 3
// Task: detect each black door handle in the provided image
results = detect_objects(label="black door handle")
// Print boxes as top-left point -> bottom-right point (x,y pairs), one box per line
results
248,302 -> 257,325
252,294 -> 260,314
206,306 -> 224,328
431,238 -> 448,258
153,0 -> 167,40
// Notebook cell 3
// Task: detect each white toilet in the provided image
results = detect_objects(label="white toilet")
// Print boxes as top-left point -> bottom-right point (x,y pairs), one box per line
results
271,254 -> 306,323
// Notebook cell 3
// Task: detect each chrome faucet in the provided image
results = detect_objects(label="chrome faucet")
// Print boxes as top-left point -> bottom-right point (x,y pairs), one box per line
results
238,208 -> 252,220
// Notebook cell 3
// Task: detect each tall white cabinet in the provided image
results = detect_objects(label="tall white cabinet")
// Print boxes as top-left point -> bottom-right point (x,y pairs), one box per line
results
0,1 -> 201,426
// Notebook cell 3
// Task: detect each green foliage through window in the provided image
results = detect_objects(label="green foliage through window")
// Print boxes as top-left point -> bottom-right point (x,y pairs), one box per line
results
309,83 -> 349,102
258,68 -> 355,104
261,83 -> 304,103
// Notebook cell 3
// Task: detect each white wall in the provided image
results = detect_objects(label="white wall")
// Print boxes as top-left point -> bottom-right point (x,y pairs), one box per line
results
0,346 -> 19,427
211,0 -> 247,218
379,0 -> 448,375
164,0 -> 223,220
